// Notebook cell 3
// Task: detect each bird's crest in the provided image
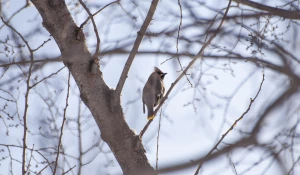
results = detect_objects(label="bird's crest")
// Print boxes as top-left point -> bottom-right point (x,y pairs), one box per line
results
154,66 -> 164,74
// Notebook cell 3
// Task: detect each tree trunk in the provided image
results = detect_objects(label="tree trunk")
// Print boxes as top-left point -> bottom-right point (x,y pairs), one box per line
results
30,0 -> 155,174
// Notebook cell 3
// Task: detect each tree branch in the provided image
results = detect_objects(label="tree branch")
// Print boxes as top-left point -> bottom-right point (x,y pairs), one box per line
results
78,0 -> 100,57
194,73 -> 264,174
233,0 -> 300,19
115,0 -> 160,95
1,15 -> 36,175
140,0 -> 233,138
31,0 -> 155,174
158,136 -> 256,174
79,1 -> 119,30
0,57 -> 62,67
53,71 -> 71,175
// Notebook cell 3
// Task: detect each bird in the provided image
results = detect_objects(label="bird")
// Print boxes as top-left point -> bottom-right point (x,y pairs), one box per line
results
142,67 -> 167,120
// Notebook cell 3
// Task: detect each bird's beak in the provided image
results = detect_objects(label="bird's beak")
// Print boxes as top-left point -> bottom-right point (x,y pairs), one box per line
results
162,73 -> 167,75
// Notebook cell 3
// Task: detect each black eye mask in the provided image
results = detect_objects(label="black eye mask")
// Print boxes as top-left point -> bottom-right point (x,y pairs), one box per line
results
160,73 -> 167,79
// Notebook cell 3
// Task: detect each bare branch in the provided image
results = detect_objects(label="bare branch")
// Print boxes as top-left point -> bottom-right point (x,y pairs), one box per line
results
62,165 -> 76,175
53,71 -> 71,175
30,66 -> 65,89
27,144 -> 34,172
32,38 -> 51,52
175,0 -> 192,87
37,162 -> 54,175
1,17 -> 32,52
158,136 -> 256,174
78,0 -> 101,57
195,73 -> 265,174
158,76 -> 298,174
115,0 -> 160,95
156,108 -> 163,170
79,1 -> 119,30
0,2 -> 30,30
252,85 -> 298,136
1,16 -> 35,175
22,61 -> 32,175
233,0 -> 300,19
140,0 -> 233,138
0,57 -> 62,68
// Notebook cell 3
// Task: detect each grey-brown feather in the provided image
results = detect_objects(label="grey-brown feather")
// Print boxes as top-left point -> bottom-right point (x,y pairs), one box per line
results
142,68 -> 166,119
142,98 -> 145,113
154,77 -> 164,107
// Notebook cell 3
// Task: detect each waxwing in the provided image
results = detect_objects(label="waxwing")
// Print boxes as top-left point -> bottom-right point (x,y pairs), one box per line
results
142,67 -> 167,120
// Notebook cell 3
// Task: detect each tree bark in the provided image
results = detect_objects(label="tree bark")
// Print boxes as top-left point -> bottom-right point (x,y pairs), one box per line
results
30,0 -> 155,174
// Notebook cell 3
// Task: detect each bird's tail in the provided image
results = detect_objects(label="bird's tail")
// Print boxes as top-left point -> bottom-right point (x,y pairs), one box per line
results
147,106 -> 154,120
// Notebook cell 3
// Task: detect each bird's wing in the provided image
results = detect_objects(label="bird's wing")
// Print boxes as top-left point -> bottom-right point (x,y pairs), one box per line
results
142,98 -> 145,113
162,84 -> 165,95
154,79 -> 163,107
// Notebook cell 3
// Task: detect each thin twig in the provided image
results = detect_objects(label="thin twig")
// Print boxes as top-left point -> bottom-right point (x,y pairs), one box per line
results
7,146 -> 13,174
227,153 -> 238,175
27,144 -> 34,172
194,73 -> 264,174
175,0 -> 192,87
30,66 -> 65,89
37,162 -> 55,175
140,0 -> 233,138
156,108 -> 163,170
53,71 -> 71,175
22,57 -> 32,175
1,17 -> 32,52
1,16 -> 35,175
0,57 -> 62,68
115,0 -> 160,95
287,156 -> 300,175
77,98 -> 83,174
78,0 -> 100,57
32,38 -> 51,52
158,136 -> 256,173
251,84 -> 298,136
79,1 -> 119,29
61,165 -> 76,175
149,84 -> 298,174
0,2 -> 30,30
0,143 -> 54,173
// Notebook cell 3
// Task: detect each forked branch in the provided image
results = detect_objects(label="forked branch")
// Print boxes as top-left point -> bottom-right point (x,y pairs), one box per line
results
115,0 -> 160,95
139,0 -> 233,138
194,73 -> 265,174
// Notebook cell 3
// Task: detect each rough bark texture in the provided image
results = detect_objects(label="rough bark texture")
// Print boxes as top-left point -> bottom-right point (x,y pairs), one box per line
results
30,0 -> 155,174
